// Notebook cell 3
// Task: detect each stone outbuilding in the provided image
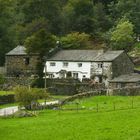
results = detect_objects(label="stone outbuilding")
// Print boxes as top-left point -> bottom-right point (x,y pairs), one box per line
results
5,45 -> 39,77
109,73 -> 140,88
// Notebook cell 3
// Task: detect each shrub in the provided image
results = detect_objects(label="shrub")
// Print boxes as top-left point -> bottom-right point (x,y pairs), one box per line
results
14,86 -> 48,110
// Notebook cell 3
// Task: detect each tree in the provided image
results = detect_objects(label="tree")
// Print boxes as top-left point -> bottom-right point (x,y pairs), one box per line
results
109,0 -> 140,36
14,86 -> 48,110
0,0 -> 17,66
24,29 -> 56,87
61,0 -> 97,34
110,19 -> 134,50
61,32 -> 92,49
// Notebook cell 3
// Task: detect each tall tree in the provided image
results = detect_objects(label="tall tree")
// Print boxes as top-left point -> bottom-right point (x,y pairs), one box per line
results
0,0 -> 16,66
110,18 -> 134,50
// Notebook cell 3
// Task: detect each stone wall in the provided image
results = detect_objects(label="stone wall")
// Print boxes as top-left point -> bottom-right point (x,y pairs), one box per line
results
0,94 -> 15,105
109,82 -> 138,89
5,54 -> 39,77
46,79 -> 106,95
112,53 -> 134,78
107,86 -> 140,96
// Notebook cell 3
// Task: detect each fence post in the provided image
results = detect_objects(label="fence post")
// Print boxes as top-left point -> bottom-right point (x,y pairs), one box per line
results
132,100 -> 134,109
76,102 -> 79,113
96,103 -> 98,112
59,104 -> 61,115
113,102 -> 116,111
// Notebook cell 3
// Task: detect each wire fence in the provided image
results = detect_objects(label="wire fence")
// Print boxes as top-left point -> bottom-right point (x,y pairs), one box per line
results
57,98 -> 140,114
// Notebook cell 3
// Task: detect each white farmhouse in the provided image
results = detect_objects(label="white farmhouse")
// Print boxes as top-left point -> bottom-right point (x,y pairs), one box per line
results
44,49 -> 134,87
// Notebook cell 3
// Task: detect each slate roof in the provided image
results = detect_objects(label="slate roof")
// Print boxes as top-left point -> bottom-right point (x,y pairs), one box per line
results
95,50 -> 124,61
6,46 -> 27,55
109,73 -> 140,83
47,50 -> 124,62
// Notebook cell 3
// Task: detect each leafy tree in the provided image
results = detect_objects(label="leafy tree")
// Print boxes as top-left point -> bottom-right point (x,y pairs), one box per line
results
61,32 -> 91,49
14,86 -> 48,109
61,0 -> 96,34
109,0 -> 140,36
110,19 -> 134,50
24,29 -> 56,87
0,0 -> 16,66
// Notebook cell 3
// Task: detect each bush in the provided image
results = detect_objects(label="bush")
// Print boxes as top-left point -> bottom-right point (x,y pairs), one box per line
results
14,86 -> 48,110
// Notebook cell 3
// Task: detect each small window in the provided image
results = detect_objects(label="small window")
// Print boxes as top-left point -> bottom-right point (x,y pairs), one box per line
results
78,63 -> 82,67
50,62 -> 56,66
73,73 -> 78,79
63,62 -> 68,67
48,74 -> 54,78
98,63 -> 103,68
24,57 -> 30,65
83,75 -> 86,78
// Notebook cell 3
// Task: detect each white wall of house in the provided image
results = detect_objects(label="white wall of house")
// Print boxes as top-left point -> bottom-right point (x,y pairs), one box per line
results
45,61 -> 113,86
45,61 -> 91,81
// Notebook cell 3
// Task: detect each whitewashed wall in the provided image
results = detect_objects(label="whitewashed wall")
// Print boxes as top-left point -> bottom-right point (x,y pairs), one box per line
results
45,61 -> 91,81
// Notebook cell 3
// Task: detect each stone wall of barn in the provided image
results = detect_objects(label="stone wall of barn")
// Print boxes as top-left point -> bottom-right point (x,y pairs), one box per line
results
5,55 -> 39,77
112,53 -> 134,78
109,82 -> 138,89
107,86 -> 140,96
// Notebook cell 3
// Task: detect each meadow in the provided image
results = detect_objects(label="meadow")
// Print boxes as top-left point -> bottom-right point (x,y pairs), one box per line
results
0,96 -> 140,140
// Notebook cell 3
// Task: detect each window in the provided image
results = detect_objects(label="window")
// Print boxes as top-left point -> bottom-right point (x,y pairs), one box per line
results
98,63 -> 103,68
50,62 -> 56,66
73,73 -> 78,79
78,63 -> 82,67
63,62 -> 68,67
24,57 -> 30,65
83,75 -> 86,78
48,74 -> 54,78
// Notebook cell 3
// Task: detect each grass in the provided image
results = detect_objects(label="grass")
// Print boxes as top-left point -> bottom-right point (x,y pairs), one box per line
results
135,66 -> 140,70
63,96 -> 140,111
0,103 -> 17,109
0,96 -> 140,140
0,91 -> 14,96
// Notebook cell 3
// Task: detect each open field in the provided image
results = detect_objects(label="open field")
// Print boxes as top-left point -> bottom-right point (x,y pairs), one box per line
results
0,96 -> 140,140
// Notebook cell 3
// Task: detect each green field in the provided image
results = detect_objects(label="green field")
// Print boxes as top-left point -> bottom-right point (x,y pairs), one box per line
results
0,96 -> 140,140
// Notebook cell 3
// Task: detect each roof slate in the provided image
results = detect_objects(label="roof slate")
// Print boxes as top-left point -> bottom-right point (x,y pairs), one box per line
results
6,46 -> 26,55
47,50 -> 124,62
96,50 -> 124,61
109,73 -> 140,83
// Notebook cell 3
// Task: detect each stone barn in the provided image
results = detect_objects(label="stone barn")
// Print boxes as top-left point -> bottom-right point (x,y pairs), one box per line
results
5,45 -> 39,77
109,73 -> 140,88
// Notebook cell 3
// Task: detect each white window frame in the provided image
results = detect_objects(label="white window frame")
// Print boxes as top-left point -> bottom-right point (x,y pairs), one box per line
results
78,63 -> 82,67
63,62 -> 68,67
50,62 -> 56,66
73,73 -> 78,79
98,63 -> 103,68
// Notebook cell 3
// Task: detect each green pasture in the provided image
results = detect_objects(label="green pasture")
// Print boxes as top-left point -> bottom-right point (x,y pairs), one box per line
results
0,96 -> 140,140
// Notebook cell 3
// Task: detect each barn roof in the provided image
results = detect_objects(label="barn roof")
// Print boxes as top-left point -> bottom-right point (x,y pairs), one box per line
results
109,73 -> 140,83
6,46 -> 27,55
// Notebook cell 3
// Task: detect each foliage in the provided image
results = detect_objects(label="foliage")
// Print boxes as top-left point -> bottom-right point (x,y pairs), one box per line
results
0,74 -> 5,85
61,32 -> 91,49
0,0 -> 139,66
14,86 -> 48,109
110,18 -> 134,50
25,29 -> 56,83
